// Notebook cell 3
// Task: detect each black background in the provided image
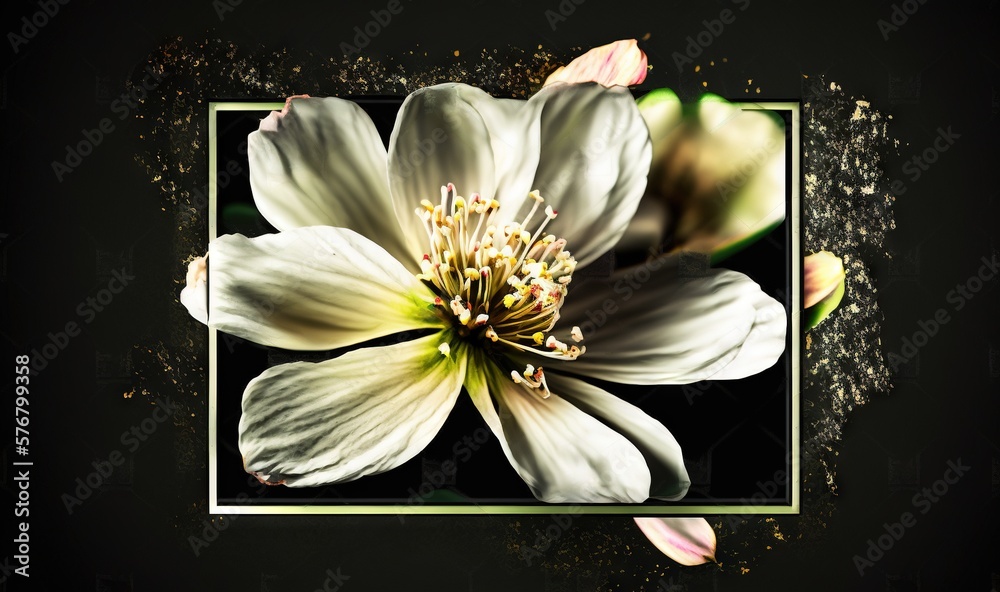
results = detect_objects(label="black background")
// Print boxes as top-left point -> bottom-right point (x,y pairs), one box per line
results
1,1 -> 997,591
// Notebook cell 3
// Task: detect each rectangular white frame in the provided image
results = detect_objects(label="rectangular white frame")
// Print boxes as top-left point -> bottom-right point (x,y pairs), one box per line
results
208,100 -> 801,515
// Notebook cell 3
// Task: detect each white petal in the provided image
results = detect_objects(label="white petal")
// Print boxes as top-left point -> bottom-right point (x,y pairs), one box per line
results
388,84 -> 548,233
386,83 -> 650,270
387,84 -> 499,262
464,354 -> 651,503
544,372 -> 689,500
248,97 -> 414,269
454,87 -> 545,225
239,333 -> 466,487
634,517 -> 717,565
558,255 -> 785,384
180,255 -> 208,324
705,279 -> 787,380
209,226 -> 439,350
529,83 -> 652,268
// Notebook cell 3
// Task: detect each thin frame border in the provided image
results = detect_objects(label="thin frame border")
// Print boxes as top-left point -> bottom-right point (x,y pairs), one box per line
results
207,100 -> 801,516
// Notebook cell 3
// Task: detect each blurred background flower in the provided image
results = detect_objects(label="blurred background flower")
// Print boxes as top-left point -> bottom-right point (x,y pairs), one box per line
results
625,90 -> 786,264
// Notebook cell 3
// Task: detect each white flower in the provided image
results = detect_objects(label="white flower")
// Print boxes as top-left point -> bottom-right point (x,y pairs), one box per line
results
181,82 -> 786,503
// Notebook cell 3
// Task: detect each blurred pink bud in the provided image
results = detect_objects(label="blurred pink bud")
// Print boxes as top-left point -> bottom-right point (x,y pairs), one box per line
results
544,39 -> 647,87
804,251 -> 846,329
634,517 -> 717,566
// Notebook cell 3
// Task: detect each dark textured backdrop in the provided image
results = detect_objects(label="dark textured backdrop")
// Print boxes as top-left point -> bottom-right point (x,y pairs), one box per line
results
1,1 -> 997,591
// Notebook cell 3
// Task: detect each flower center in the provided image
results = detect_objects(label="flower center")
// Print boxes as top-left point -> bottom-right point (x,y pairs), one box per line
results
416,184 -> 585,398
